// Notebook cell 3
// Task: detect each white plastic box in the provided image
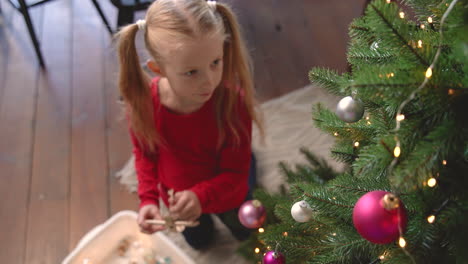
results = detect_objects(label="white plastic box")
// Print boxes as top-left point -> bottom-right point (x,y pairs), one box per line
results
62,210 -> 195,264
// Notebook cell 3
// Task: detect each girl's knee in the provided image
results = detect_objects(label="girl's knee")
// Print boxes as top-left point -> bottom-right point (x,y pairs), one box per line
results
181,214 -> 215,250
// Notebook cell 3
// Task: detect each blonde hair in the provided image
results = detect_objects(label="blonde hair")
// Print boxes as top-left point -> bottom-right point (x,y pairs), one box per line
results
116,0 -> 263,152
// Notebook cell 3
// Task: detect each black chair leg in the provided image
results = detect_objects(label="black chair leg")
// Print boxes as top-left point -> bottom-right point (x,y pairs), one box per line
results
90,0 -> 114,35
117,7 -> 134,28
18,0 -> 45,67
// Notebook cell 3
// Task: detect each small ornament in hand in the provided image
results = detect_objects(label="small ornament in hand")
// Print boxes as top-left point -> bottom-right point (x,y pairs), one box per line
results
145,189 -> 200,232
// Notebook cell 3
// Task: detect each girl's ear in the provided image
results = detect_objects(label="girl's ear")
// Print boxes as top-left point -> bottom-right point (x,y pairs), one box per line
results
146,60 -> 165,76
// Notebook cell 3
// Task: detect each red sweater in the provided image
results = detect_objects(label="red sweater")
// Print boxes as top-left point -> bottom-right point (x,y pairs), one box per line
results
130,77 -> 252,214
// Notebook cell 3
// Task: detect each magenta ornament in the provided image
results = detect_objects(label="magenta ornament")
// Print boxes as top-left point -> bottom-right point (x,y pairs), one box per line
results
262,250 -> 285,264
353,190 -> 407,244
238,200 -> 266,229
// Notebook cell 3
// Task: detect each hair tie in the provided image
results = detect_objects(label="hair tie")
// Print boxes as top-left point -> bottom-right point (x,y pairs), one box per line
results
136,19 -> 146,31
207,0 -> 217,10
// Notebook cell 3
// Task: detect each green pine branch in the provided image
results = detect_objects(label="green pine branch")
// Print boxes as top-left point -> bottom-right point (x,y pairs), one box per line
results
308,68 -> 350,96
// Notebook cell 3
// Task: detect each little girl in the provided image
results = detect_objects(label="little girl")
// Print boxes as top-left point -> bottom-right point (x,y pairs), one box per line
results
116,0 -> 263,249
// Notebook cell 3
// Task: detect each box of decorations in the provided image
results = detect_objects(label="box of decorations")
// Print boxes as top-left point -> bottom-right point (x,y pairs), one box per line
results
62,210 -> 195,264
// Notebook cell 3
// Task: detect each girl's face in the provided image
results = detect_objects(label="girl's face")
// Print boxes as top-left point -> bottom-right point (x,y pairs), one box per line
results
157,33 -> 225,109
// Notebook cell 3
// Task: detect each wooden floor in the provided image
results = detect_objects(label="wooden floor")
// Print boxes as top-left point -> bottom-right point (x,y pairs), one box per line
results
0,0 -> 365,263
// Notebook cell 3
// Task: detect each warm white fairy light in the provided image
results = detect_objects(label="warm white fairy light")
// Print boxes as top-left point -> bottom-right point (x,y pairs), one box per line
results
334,132 -> 339,136
354,142 -> 360,147
427,215 -> 436,224
399,12 -> 405,19
394,146 -> 401,157
399,237 -> 407,248
442,160 -> 447,165
258,228 -> 265,233
420,24 -> 426,29
427,177 -> 437,187
428,17 -> 433,23
389,0 -> 459,183
386,0 -> 391,3
390,72 -> 395,77
283,231 -> 289,237
425,67 -> 433,78
332,233 -> 337,236
417,40 -> 423,48
255,248 -> 260,254
396,114 -> 405,121
380,255 -> 385,260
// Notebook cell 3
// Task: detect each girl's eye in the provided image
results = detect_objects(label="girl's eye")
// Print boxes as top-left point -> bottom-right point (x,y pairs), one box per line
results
212,59 -> 221,66
185,70 -> 197,76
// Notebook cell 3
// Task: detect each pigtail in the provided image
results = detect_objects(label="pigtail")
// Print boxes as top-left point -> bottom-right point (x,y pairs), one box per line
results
116,24 -> 158,152
216,3 -> 265,148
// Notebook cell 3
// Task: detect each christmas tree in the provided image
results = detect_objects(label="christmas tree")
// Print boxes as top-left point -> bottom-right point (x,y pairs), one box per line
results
240,0 -> 468,263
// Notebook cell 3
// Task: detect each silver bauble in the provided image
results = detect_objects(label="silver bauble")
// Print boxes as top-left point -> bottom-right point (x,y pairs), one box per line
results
291,200 -> 314,223
336,96 -> 364,123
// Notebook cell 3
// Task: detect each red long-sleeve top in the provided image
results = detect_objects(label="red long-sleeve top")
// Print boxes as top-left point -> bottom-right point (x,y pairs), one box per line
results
130,77 -> 252,214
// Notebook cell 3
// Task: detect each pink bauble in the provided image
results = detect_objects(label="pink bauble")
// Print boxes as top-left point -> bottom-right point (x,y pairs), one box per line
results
238,200 -> 266,229
353,190 -> 407,244
262,251 -> 285,264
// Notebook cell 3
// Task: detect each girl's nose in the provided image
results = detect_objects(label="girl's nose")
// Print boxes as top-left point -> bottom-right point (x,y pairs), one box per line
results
203,72 -> 216,88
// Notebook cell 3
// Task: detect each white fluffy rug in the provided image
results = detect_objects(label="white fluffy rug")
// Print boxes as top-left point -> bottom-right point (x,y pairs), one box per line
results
115,84 -> 343,264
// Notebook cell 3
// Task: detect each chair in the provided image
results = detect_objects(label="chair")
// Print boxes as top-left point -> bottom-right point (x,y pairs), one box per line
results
2,0 -> 113,67
109,0 -> 154,28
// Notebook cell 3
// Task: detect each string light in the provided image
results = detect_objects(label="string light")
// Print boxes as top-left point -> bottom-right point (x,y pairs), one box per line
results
448,89 -> 455,95
427,177 -> 437,187
399,12 -> 405,19
417,40 -> 423,48
386,0 -> 391,3
334,132 -> 339,136
394,146 -> 401,157
390,72 -> 395,77
255,248 -> 260,254
428,17 -> 433,23
427,215 -> 436,224
420,24 -> 426,29
283,232 -> 289,237
258,228 -> 265,233
332,233 -> 337,236
442,160 -> 447,165
380,255 -> 385,260
367,121 -> 372,125
366,116 -> 370,120
396,114 -> 405,121
425,67 -> 433,78
354,142 -> 360,147
399,237 -> 407,248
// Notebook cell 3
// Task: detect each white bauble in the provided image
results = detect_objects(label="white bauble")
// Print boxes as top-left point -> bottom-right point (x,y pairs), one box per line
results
291,200 -> 314,223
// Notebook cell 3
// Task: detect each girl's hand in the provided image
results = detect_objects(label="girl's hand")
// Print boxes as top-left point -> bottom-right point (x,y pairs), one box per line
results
137,204 -> 166,234
169,190 -> 202,222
